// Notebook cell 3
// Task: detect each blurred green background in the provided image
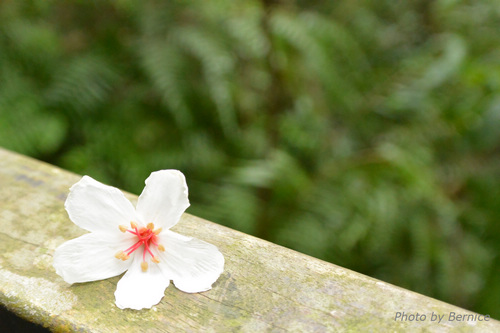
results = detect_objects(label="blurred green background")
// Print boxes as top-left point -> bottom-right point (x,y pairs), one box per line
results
1,0 -> 499,318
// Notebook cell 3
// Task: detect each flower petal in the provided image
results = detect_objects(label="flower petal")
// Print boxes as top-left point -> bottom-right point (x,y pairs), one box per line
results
53,233 -> 133,284
114,256 -> 170,310
65,175 -> 138,233
157,230 -> 224,293
135,170 -> 190,230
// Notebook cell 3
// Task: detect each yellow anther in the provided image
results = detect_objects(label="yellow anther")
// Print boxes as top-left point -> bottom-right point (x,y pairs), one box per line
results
152,256 -> 160,264
157,244 -> 165,252
141,261 -> 148,272
114,251 -> 129,261
118,225 -> 127,233
130,221 -> 138,229
147,222 -> 154,230
154,228 -> 162,235
115,251 -> 124,259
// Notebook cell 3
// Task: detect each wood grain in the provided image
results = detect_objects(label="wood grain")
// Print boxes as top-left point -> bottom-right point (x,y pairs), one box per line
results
0,147 -> 498,332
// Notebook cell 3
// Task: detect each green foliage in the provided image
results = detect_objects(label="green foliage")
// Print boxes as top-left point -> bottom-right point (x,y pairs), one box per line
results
1,0 -> 500,318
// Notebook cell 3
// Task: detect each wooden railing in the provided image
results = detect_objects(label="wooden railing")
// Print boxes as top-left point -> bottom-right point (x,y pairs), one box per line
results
0,147 -> 498,332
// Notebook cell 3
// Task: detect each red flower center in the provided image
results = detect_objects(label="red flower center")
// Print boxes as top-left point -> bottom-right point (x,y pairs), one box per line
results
115,222 -> 165,272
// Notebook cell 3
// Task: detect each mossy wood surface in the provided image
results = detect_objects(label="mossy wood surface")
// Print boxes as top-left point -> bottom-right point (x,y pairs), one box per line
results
0,147 -> 498,332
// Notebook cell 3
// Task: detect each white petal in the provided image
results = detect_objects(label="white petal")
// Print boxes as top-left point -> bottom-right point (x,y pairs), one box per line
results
157,230 -> 224,293
135,170 -> 190,230
114,255 -> 170,310
65,176 -> 138,233
53,233 -> 133,284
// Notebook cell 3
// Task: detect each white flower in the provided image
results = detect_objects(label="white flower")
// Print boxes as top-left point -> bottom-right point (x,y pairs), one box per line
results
53,170 -> 224,310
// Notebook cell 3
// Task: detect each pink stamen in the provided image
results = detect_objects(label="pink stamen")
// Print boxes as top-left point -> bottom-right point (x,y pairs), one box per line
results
115,222 -> 164,271
125,241 -> 143,256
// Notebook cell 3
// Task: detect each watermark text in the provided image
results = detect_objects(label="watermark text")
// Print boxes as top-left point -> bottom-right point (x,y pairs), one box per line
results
394,311 -> 490,323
